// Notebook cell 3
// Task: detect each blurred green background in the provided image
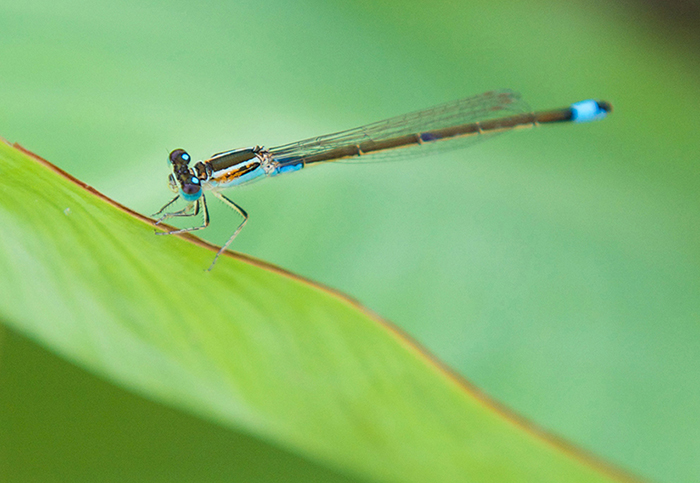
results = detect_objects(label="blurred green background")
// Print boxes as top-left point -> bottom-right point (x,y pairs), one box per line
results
1,0 -> 699,481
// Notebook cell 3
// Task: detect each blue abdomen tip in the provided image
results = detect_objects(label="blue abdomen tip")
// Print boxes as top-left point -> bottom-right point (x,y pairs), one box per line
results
570,99 -> 610,123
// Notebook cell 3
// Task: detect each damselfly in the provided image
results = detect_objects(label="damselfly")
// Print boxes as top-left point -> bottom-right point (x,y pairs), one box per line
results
154,90 -> 612,270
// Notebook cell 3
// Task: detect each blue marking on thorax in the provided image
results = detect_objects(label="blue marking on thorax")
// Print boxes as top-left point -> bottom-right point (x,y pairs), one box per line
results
570,100 -> 607,123
238,166 -> 266,184
213,165 -> 267,188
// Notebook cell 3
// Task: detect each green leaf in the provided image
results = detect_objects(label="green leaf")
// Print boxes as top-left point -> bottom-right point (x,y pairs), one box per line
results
0,140 -> 634,482
0,326 -> 359,483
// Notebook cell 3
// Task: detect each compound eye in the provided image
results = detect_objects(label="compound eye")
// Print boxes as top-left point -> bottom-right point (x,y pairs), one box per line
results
182,183 -> 201,195
169,149 -> 191,165
180,176 -> 202,200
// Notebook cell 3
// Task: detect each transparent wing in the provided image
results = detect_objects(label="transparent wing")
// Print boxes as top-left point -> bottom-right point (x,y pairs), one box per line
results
268,90 -> 531,166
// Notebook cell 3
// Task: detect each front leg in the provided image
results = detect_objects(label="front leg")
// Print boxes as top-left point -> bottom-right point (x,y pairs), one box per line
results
155,195 -> 210,235
207,192 -> 248,271
154,200 -> 200,226
152,195 -> 180,217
